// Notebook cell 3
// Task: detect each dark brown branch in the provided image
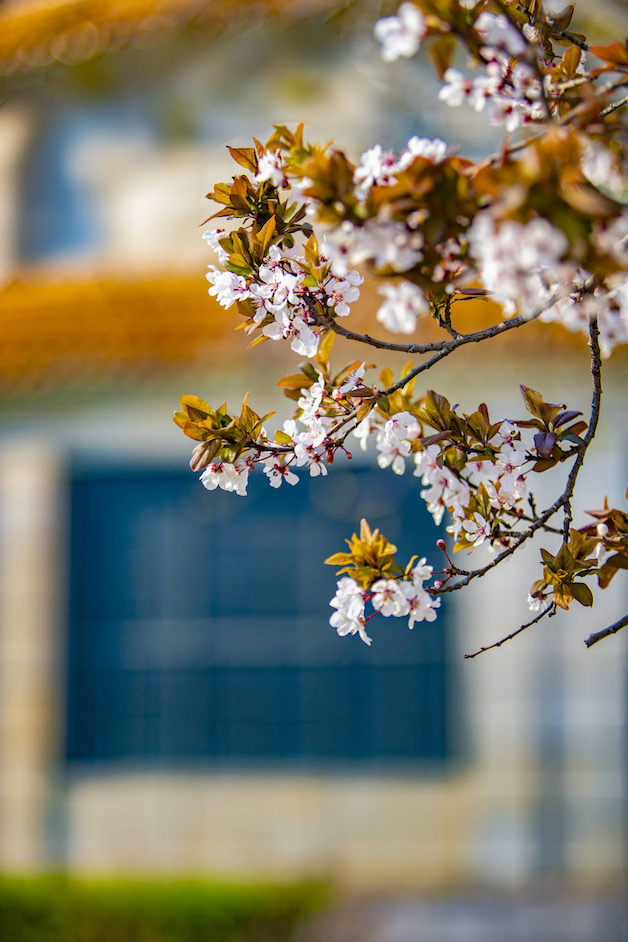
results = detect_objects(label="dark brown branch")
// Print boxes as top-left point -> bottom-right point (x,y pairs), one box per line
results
313,280 -> 582,364
584,614 -> 628,649
310,302 -> 528,355
562,317 -> 602,540
464,603 -> 556,659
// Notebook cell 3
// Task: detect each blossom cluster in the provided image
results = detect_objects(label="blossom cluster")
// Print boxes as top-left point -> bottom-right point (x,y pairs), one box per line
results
439,59 -> 544,133
176,0 -> 628,650
355,408 -> 530,552
181,349 -> 372,495
206,237 -> 363,359
468,209 -> 628,356
329,559 -> 440,646
376,6 -> 544,131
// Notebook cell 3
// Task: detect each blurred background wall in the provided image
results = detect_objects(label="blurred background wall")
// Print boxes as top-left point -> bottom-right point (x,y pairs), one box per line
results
0,0 -> 626,918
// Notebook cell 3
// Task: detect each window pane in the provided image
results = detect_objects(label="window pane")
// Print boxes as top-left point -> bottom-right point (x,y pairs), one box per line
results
67,465 -> 452,765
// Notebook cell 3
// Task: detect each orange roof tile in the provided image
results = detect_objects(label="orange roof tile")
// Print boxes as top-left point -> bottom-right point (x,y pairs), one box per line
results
0,269 -> 613,397
0,0 -> 335,75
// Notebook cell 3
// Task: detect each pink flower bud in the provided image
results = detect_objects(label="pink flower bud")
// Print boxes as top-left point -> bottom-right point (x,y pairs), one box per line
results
436,539 -> 446,550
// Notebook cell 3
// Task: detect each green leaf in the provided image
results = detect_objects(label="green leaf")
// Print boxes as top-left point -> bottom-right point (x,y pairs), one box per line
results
227,145 -> 258,173
179,395 -> 214,421
277,373 -> 312,390
560,44 -> 582,77
566,581 -> 593,607
606,552 -> 628,570
324,552 -> 354,566
540,548 -> 556,568
520,384 -> 545,419
554,542 -> 576,572
257,216 -> 277,257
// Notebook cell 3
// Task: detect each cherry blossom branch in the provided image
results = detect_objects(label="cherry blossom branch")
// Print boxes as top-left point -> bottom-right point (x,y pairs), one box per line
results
464,603 -> 556,659
479,75 -> 628,170
432,318 -> 602,596
463,475 -> 564,535
584,613 -> 628,648
492,0 -> 553,120
312,284 -> 571,359
383,285 -> 580,397
561,317 -> 602,539
302,287 -> 593,488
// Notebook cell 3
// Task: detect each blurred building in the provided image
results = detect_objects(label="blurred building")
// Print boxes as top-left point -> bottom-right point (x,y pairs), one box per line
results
0,0 -> 626,903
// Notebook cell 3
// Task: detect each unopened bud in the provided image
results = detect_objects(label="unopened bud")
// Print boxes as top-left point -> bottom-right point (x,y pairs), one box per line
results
434,580 -> 443,589
436,539 -> 446,550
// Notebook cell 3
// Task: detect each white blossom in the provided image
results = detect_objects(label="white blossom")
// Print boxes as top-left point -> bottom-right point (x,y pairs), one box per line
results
527,592 -> 543,612
293,443 -> 328,476
371,579 -> 411,617
475,12 -> 528,58
374,2 -> 427,62
439,69 -> 471,108
254,149 -> 286,187
540,273 -> 628,358
330,578 -> 371,645
491,421 -> 521,448
377,281 -> 429,333
354,144 -> 398,198
413,444 -> 441,482
324,270 -> 363,316
206,267 -> 252,308
411,557 -> 433,584
325,218 -> 423,276
396,135 -> 448,169
202,228 -> 229,264
200,460 -> 249,497
337,362 -> 367,395
359,220 -> 424,272
353,414 -> 380,452
462,512 -> 491,547
377,436 -> 411,475
469,214 -> 569,316
384,410 -> 420,442
406,584 -> 441,627
262,457 -> 299,488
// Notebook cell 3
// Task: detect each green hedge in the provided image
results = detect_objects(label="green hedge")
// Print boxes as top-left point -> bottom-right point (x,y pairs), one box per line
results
0,875 -> 328,942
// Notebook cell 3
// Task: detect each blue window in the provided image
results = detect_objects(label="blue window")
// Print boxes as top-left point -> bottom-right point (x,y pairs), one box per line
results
66,464 -> 452,767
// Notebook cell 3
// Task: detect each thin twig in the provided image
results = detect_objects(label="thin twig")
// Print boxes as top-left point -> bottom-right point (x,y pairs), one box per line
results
584,613 -> 628,649
601,94 -> 628,119
478,77 -> 628,170
464,603 -> 556,659
549,75 -> 591,94
384,284 -> 583,398
516,4 -> 589,51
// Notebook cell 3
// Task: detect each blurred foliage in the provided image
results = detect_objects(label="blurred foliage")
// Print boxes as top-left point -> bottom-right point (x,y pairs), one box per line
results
0,874 -> 328,942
